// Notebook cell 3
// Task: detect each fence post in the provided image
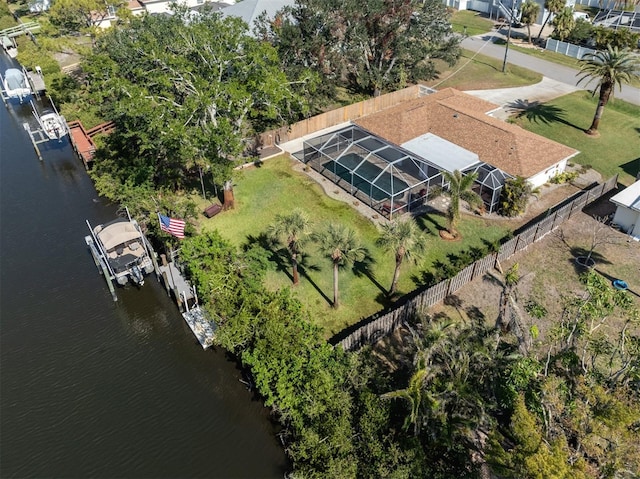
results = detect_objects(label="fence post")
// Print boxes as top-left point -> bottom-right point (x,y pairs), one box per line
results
567,198 -> 577,218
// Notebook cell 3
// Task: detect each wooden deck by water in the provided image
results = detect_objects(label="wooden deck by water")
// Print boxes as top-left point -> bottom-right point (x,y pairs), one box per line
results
67,120 -> 114,168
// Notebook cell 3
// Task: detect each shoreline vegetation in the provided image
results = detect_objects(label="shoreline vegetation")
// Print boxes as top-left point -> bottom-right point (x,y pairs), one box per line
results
4,2 -> 639,477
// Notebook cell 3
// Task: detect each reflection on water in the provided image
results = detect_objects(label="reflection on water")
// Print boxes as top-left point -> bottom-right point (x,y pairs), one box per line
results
0,55 -> 286,478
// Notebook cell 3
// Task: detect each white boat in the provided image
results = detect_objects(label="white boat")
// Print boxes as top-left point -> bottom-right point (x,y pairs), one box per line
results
85,215 -> 156,299
2,68 -> 31,102
1,36 -> 17,58
38,109 -> 67,140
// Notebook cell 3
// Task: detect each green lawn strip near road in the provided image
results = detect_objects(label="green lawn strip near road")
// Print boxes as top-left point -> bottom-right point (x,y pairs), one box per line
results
513,92 -> 640,186
197,156 -> 510,337
495,38 -> 640,89
425,49 -> 543,91
451,10 -> 494,36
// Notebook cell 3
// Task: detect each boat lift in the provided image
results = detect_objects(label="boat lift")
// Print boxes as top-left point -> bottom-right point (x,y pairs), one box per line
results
23,97 -> 69,161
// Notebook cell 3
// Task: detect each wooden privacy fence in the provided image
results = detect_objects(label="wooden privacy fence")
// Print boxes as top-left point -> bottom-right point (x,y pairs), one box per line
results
256,85 -> 434,149
333,176 -> 619,352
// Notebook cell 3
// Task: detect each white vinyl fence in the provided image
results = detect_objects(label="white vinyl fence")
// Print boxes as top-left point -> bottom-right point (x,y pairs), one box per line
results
545,38 -> 595,60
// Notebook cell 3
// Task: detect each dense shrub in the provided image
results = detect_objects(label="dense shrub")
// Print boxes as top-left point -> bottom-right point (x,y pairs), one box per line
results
500,176 -> 537,217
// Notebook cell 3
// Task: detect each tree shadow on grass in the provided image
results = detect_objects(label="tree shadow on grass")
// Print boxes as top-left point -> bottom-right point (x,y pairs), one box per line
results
246,233 -> 292,280
298,263 -> 334,307
353,253 -> 389,298
245,234 -> 329,305
568,247 -> 611,276
620,157 -> 640,179
512,101 -> 586,132
415,210 -> 447,235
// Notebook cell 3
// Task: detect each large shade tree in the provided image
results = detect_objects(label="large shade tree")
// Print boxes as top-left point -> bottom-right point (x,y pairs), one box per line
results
376,217 -> 427,296
257,0 -> 460,98
577,46 -> 640,135
314,223 -> 365,308
82,8 -> 306,197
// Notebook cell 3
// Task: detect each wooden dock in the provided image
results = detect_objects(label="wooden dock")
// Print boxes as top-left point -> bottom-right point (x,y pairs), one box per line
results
158,262 -> 195,304
68,121 -> 96,168
158,257 -> 217,349
182,307 -> 217,349
25,70 -> 45,95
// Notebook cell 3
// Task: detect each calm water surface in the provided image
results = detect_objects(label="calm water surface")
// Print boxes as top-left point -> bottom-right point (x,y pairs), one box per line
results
0,57 -> 286,478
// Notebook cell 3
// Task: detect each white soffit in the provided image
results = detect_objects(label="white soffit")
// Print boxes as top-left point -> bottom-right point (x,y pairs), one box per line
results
401,133 -> 480,173
610,179 -> 640,212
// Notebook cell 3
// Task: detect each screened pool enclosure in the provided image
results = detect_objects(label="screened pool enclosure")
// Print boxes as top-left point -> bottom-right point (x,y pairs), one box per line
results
463,163 -> 512,214
303,126 -> 444,218
302,125 -> 509,218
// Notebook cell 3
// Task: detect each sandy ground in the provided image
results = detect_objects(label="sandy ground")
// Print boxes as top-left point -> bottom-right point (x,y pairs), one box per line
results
428,185 -> 640,345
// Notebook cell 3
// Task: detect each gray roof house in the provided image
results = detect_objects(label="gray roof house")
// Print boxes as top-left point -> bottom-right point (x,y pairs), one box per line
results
222,0 -> 294,30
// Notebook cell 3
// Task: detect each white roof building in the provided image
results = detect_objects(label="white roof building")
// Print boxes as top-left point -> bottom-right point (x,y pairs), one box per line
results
610,180 -> 640,240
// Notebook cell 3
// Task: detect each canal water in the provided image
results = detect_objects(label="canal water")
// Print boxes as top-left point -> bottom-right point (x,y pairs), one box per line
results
0,58 -> 286,478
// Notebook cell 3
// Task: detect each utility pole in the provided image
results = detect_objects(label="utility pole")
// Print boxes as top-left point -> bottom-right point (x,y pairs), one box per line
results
501,1 -> 515,73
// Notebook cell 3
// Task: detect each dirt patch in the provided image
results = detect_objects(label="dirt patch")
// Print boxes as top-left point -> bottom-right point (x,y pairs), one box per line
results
430,192 -> 640,345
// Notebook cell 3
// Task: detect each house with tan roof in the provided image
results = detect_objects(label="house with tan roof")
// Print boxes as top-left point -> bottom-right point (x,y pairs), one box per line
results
355,88 -> 579,188
302,88 -> 579,219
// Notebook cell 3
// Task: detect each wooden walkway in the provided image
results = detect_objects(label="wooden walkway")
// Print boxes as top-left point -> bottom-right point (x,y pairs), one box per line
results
67,121 -> 96,168
67,120 -> 114,168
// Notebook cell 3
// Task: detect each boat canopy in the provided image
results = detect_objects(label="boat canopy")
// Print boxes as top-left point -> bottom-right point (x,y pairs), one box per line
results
5,68 -> 27,90
96,220 -> 143,251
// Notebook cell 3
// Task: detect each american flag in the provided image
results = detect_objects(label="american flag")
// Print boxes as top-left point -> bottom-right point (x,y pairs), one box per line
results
159,214 -> 186,239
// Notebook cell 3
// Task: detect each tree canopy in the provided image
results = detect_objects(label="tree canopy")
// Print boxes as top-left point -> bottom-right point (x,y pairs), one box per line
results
83,8 -> 307,197
257,0 -> 460,99
48,0 -> 124,34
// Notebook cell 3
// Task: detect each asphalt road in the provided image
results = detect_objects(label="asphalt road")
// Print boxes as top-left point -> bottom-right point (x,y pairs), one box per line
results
461,34 -> 640,106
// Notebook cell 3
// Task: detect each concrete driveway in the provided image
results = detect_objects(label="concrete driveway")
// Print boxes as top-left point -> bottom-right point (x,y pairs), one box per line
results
461,34 -> 640,106
465,77 -> 580,119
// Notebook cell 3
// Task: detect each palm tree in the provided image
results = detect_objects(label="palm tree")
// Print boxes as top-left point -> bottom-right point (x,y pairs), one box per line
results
267,209 -> 311,285
551,7 -> 575,42
441,170 -> 482,237
314,223 -> 365,308
520,0 -> 540,44
577,46 -> 640,135
381,364 -> 434,437
536,0 -> 565,40
376,217 -> 427,296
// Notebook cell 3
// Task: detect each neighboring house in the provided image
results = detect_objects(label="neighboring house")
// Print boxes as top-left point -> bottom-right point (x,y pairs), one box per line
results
221,0 -> 294,30
444,0 -> 619,27
29,0 -> 51,13
610,180 -> 640,240
140,0 -> 217,15
92,0 -> 228,28
355,88 -> 579,189
93,1 -> 146,29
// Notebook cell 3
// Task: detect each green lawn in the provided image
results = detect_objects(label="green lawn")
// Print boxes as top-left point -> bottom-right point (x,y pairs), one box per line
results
425,49 -> 543,91
495,39 -> 640,89
512,92 -> 640,185
198,156 -> 510,337
451,10 -> 494,36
